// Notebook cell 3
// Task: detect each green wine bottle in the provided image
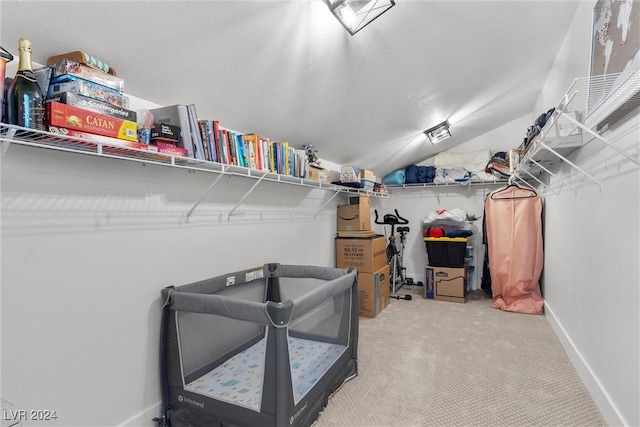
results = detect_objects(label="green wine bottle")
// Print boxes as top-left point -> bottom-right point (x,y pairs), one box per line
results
6,38 -> 45,130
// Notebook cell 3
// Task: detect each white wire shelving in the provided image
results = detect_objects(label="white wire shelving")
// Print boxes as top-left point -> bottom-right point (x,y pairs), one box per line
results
0,123 -> 388,221
385,179 -> 509,190
512,71 -> 640,193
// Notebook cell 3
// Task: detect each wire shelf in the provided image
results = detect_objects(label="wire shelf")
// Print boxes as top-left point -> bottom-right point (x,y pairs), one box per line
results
512,71 -> 639,192
0,123 -> 387,197
0,123 -> 388,220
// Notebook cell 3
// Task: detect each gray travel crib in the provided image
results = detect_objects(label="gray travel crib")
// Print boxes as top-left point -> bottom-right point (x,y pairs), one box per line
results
158,263 -> 359,427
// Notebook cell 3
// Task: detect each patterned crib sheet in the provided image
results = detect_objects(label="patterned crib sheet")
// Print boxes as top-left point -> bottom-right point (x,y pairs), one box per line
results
185,336 -> 346,411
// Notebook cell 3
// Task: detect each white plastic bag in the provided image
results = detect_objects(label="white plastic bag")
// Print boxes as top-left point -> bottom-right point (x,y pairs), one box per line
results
422,208 -> 467,223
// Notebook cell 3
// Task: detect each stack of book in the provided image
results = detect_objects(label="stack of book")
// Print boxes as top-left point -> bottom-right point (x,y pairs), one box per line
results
44,51 -> 144,149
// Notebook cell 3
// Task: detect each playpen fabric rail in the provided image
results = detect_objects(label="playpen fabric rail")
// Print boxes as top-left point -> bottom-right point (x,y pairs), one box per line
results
164,264 -> 356,326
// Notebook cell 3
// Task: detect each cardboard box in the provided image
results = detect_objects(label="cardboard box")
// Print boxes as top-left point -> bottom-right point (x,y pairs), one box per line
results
348,195 -> 370,206
46,50 -> 118,76
357,264 -> 390,318
426,265 -> 467,303
337,196 -> 371,231
360,169 -> 375,181
308,166 -> 331,183
336,235 -> 386,273
340,165 -> 361,183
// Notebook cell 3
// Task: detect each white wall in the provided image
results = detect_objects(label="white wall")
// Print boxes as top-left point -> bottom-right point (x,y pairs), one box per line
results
374,113 -> 534,290
0,145 -> 346,426
533,2 -> 640,426
375,185 -> 498,291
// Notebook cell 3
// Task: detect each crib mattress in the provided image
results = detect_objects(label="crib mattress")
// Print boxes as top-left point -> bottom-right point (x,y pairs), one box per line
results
185,336 -> 346,411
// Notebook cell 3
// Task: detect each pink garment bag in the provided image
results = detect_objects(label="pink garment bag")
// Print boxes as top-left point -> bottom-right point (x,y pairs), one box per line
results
484,185 -> 544,314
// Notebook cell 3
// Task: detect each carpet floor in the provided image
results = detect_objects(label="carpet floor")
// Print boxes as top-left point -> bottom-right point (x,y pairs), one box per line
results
314,286 -> 605,427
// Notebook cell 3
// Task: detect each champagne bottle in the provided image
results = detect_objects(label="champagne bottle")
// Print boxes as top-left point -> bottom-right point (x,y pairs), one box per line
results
6,38 -> 45,130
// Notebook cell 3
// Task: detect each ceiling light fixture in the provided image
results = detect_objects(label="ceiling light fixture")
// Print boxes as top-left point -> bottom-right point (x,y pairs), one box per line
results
324,0 -> 395,36
424,121 -> 451,144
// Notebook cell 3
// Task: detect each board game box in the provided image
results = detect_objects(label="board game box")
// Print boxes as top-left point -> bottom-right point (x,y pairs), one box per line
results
47,91 -> 136,122
50,59 -> 124,92
48,75 -> 129,108
46,100 -> 137,142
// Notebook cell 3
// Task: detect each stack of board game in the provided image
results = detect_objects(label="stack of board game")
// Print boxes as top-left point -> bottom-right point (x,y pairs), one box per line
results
44,51 -> 144,149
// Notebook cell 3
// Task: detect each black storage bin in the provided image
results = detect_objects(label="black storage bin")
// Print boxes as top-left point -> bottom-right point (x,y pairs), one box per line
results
424,237 -> 468,268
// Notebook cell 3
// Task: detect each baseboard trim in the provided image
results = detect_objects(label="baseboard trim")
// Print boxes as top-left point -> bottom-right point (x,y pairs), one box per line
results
118,401 -> 161,427
545,301 -> 626,426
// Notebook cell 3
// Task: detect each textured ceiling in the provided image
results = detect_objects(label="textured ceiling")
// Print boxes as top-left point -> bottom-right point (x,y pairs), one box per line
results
0,0 -> 580,177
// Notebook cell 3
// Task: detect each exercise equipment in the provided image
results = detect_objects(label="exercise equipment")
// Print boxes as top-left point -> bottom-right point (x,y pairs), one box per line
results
374,209 -> 412,300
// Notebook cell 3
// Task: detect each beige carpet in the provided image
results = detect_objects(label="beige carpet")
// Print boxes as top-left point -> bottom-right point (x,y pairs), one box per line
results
314,286 -> 605,427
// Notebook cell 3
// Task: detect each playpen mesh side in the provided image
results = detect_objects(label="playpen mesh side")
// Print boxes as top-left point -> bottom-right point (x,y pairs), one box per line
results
281,277 -> 352,404
176,280 -> 267,386
279,277 -> 351,343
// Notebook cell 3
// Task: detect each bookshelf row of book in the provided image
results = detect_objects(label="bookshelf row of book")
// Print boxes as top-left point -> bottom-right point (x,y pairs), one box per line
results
148,104 -> 311,179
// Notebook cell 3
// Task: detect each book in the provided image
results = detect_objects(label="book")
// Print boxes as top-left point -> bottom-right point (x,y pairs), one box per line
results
242,133 -> 259,170
235,132 -> 247,167
197,120 -> 211,161
212,120 -> 223,164
200,120 -> 217,163
222,129 -> 234,165
148,105 -> 194,158
269,140 -> 276,173
46,100 -> 137,142
187,104 -> 205,161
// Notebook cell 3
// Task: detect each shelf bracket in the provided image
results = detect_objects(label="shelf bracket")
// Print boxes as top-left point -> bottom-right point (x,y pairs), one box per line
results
185,172 -> 226,222
527,158 -> 580,195
537,140 -> 602,188
559,110 -> 640,167
1,128 -> 17,159
314,190 -> 343,218
227,172 -> 268,220
517,169 -> 557,196
1,140 -> 10,160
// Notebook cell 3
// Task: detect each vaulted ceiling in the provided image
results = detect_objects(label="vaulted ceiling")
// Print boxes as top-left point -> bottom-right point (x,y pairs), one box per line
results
1,1 -> 580,177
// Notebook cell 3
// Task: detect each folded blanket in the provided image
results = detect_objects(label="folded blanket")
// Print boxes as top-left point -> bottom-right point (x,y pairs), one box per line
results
433,167 -> 472,184
434,149 -> 491,172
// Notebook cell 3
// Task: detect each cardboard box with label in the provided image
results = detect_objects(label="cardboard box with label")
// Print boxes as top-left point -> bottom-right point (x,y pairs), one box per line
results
357,264 -> 390,318
425,265 -> 467,303
336,235 -> 386,273
308,166 -> 331,183
337,196 -> 371,231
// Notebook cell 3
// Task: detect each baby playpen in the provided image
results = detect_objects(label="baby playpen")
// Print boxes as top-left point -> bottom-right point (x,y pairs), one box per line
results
158,263 -> 359,427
